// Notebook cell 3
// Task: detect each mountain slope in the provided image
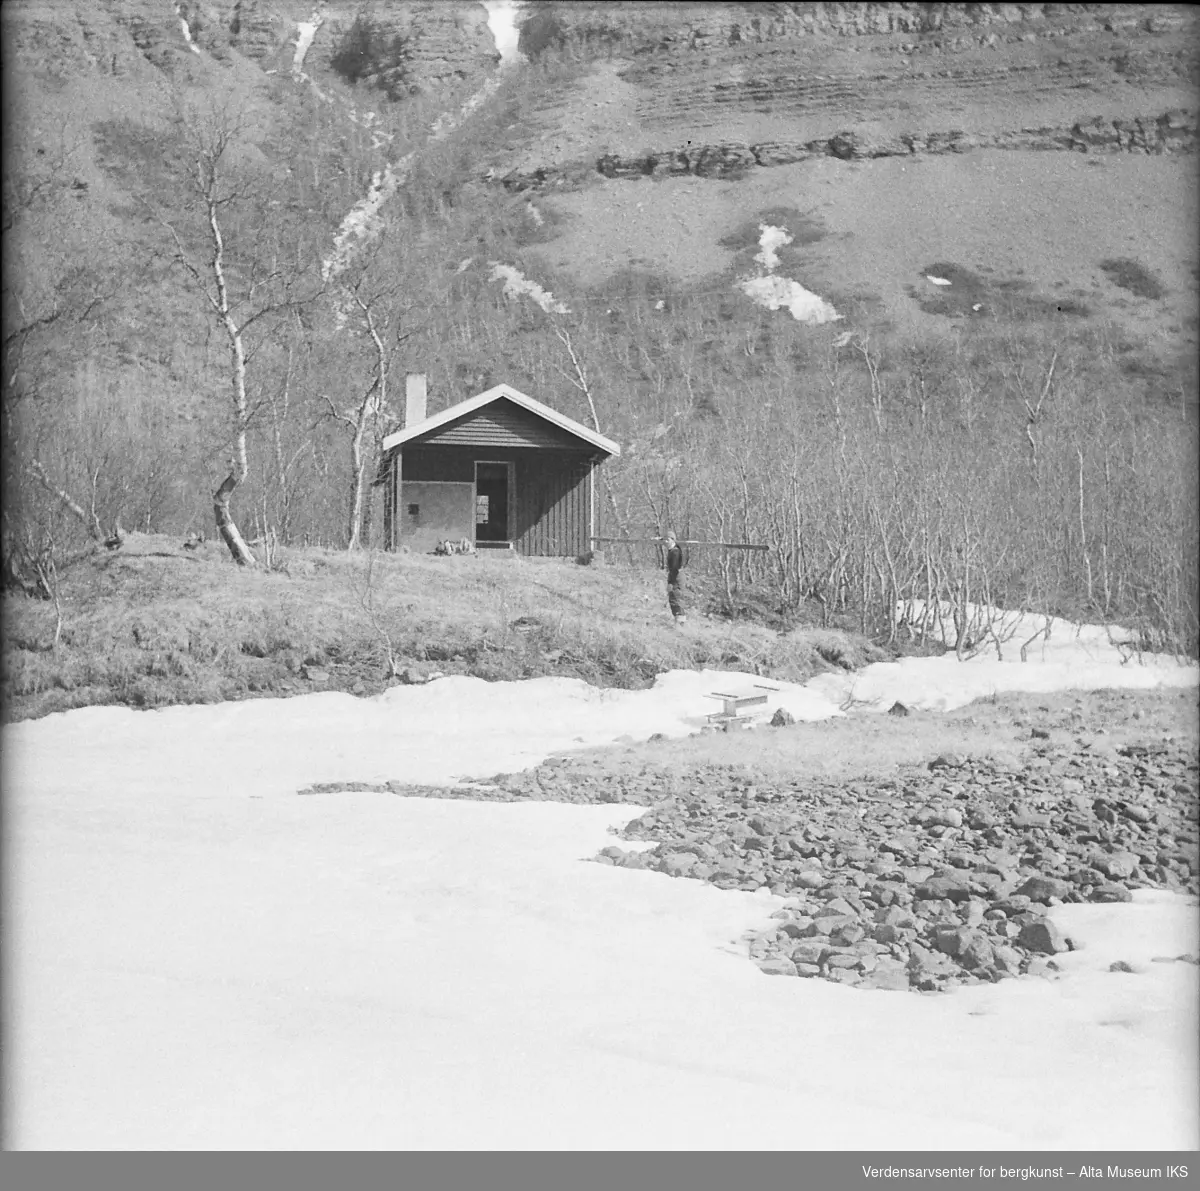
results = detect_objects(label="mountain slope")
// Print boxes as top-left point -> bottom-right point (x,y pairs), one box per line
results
3,1 -> 1197,654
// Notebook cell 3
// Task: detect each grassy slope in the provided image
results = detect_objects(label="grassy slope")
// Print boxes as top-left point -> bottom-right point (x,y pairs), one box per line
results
1,533 -> 894,722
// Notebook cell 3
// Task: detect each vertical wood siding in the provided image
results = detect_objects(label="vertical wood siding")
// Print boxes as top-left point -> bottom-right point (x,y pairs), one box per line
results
388,446 -> 599,556
515,454 -> 592,557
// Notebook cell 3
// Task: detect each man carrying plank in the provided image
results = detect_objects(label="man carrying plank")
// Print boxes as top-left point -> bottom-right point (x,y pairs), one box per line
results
663,532 -> 686,625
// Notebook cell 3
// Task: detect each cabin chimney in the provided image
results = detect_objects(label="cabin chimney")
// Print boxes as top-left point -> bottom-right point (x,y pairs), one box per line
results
405,374 -> 427,428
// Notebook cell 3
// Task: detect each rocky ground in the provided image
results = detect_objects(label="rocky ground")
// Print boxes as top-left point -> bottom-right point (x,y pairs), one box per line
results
304,688 -> 1199,994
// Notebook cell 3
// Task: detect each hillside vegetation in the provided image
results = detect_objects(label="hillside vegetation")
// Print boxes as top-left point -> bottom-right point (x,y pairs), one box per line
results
1,532 -> 893,722
4,0 -> 1197,691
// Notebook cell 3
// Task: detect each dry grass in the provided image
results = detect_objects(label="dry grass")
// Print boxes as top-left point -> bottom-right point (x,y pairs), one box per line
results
559,688 -> 1200,786
1,532 -> 892,722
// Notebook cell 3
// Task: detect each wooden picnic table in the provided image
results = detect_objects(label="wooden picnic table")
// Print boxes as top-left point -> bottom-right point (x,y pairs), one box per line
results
704,685 -> 779,729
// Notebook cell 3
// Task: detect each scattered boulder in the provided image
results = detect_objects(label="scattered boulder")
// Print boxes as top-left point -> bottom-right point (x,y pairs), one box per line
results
1090,851 -> 1139,880
914,874 -> 974,902
1018,918 -> 1068,955
661,852 -> 698,877
1014,874 -> 1072,902
1090,883 -> 1133,903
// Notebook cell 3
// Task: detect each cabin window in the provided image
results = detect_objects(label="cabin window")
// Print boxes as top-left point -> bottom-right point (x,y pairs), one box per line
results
408,504 -> 420,516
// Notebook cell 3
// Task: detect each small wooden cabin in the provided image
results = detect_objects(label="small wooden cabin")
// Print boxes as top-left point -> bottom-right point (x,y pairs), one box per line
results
379,378 -> 620,556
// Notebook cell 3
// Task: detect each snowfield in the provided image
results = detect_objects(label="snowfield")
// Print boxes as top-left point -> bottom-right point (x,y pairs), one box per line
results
5,631 -> 1198,1150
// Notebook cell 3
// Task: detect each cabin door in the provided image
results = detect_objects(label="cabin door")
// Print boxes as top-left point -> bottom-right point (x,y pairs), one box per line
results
474,461 -> 511,543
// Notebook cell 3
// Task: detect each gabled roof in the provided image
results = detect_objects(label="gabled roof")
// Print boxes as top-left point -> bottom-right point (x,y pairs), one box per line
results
381,383 -> 621,457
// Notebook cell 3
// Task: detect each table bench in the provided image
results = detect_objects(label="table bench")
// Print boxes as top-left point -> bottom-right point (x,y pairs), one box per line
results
704,686 -> 779,731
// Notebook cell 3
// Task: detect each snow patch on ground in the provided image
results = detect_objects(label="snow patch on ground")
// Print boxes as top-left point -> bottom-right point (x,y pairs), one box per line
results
804,605 -> 1198,714
898,600 -> 1187,664
6,689 -> 1197,1148
5,620 -> 1198,1149
490,262 -> 571,314
807,650 -> 1197,716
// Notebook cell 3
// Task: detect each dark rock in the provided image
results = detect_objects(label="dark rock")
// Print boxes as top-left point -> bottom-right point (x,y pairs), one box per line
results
914,874 -> 973,902
790,941 -> 829,966
860,962 -> 911,991
1014,874 -> 1072,902
823,896 -> 859,916
1018,918 -> 1068,955
825,952 -> 861,969
661,852 -> 698,876
810,912 -> 859,936
958,932 -> 996,970
833,923 -> 867,945
1090,883 -> 1133,903
1090,851 -> 1139,880
771,707 -> 795,727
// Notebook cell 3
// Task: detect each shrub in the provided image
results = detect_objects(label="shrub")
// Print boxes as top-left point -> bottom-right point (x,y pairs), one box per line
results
518,4 -> 569,59
329,12 -> 413,100
1099,259 -> 1167,301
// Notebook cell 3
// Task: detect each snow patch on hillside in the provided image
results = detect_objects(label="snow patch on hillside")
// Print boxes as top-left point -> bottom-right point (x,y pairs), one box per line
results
755,224 -> 792,271
482,1 -> 524,66
739,224 -> 842,325
176,5 -> 201,55
323,4 -> 521,287
431,75 -> 504,140
323,157 -> 411,283
490,262 -> 570,313
292,8 -> 325,77
740,275 -> 843,325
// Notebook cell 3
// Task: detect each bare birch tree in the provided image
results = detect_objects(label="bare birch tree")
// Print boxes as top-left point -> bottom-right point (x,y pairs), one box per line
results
157,108 -> 259,564
154,99 -> 323,565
